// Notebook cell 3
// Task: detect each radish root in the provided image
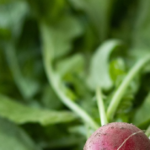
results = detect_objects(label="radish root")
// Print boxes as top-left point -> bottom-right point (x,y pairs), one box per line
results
117,131 -> 143,150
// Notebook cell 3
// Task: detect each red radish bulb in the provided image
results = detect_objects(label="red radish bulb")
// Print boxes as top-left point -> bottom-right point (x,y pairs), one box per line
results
84,122 -> 150,150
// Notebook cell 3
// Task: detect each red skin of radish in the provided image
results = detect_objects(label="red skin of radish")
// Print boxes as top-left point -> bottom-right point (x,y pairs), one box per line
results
84,122 -> 150,150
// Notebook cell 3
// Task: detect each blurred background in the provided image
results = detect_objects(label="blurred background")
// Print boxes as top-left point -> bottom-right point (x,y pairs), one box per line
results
1,0 -> 150,150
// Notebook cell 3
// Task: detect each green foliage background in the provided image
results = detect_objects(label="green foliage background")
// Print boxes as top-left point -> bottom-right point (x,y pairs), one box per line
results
1,0 -> 150,149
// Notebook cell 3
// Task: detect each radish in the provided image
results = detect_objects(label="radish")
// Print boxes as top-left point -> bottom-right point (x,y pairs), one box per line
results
84,122 -> 150,150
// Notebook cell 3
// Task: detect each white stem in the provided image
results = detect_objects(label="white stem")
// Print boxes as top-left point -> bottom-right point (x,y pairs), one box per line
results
96,87 -> 108,126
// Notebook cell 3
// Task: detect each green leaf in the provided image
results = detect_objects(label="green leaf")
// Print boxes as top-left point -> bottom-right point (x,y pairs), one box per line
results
0,94 -> 77,125
0,1 -> 28,40
46,135 -> 84,149
41,22 -> 99,130
0,0 -> 22,4
56,54 -> 85,77
109,58 -> 126,82
41,85 -> 62,110
27,0 -> 66,22
69,0 -> 114,41
41,15 -> 83,59
88,40 -> 124,91
107,55 -> 150,121
56,54 -> 90,102
0,117 -> 40,150
4,44 -> 40,99
132,0 -> 150,49
132,93 -> 150,127
130,0 -> 150,61
0,50 -> 15,96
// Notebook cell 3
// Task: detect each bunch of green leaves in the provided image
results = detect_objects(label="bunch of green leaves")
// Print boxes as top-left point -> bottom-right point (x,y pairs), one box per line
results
1,0 -> 150,149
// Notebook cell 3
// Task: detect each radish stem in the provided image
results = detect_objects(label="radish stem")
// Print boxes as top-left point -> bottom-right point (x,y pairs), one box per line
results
40,23 -> 99,130
96,87 -> 108,125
